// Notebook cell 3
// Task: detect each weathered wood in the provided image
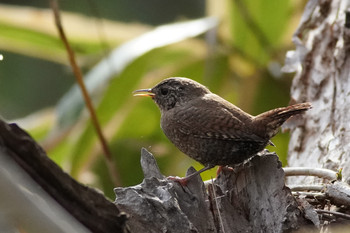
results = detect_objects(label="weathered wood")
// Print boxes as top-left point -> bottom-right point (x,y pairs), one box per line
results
115,148 -> 306,232
0,120 -> 127,233
284,0 -> 350,183
4,115 -> 350,232
214,152 -> 303,232
326,182 -> 350,207
115,148 -> 216,233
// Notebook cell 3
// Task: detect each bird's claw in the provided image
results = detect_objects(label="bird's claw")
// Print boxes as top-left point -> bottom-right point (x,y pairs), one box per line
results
167,176 -> 189,186
216,166 -> 234,177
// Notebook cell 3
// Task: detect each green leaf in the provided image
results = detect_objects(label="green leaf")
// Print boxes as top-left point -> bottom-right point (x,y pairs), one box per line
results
56,17 -> 219,129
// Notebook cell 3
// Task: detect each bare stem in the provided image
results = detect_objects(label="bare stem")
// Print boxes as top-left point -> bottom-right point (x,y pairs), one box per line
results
316,209 -> 350,220
50,0 -> 121,186
287,184 -> 324,192
292,191 -> 326,199
284,167 -> 337,180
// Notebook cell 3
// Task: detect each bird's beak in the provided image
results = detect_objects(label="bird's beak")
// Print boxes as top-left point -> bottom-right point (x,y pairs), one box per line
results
133,88 -> 155,98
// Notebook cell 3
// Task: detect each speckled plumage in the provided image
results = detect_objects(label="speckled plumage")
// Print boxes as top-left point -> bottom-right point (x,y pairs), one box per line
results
135,77 -> 311,170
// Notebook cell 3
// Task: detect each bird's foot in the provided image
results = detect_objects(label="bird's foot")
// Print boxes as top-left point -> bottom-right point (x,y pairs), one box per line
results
167,176 -> 189,186
167,165 -> 215,185
216,166 -> 234,177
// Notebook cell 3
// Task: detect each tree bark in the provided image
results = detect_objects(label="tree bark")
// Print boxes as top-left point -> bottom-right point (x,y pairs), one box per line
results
0,120 -> 127,233
283,0 -> 350,183
2,1 -> 350,232
3,117 -> 350,233
114,148 -> 306,233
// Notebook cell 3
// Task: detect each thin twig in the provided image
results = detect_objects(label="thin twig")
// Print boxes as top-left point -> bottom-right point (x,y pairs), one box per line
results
288,184 -> 324,192
212,178 -> 225,233
204,178 -> 215,188
316,209 -> 350,220
50,0 -> 121,186
208,183 -> 226,233
284,167 -> 337,180
292,191 -> 326,199
205,167 -> 337,186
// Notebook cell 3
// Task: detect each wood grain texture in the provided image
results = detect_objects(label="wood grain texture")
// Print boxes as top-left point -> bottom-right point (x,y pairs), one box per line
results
0,119 -> 127,233
115,148 -> 306,232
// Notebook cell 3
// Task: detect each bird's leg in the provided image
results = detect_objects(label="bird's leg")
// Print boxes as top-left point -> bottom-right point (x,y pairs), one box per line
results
216,166 -> 224,176
216,166 -> 234,177
167,164 -> 215,186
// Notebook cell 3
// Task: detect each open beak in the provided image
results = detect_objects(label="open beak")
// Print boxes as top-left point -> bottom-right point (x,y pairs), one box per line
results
133,88 -> 155,98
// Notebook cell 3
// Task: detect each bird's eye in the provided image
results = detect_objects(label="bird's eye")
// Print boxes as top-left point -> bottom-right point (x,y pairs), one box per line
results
160,88 -> 168,95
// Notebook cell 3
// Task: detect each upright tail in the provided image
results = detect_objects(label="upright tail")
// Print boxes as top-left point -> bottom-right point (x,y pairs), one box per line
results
253,102 -> 312,139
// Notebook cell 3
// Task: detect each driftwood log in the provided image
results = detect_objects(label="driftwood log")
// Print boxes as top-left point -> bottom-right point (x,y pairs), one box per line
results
284,0 -> 350,184
115,148 -> 307,232
1,116 -> 309,233
115,148 -> 350,232
0,119 -> 127,233
2,117 -> 350,232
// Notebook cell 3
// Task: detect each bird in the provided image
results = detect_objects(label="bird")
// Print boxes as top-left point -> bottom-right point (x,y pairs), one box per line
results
134,77 -> 311,183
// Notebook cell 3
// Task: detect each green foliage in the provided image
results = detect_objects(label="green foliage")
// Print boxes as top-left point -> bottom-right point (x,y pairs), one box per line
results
230,0 -> 290,64
1,1 -> 300,199
0,22 -> 103,63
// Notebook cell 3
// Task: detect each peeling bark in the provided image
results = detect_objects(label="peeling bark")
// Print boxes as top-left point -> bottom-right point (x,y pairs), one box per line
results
114,148 -> 305,233
283,0 -> 350,183
0,120 -> 127,233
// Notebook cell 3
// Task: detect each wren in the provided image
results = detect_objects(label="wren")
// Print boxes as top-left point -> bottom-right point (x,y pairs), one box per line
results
134,77 -> 311,182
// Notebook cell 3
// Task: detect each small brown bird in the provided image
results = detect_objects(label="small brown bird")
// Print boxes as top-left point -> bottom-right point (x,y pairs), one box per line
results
134,77 -> 311,182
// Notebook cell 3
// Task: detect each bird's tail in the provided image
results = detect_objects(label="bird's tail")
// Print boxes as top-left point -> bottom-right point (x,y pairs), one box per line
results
253,102 -> 311,139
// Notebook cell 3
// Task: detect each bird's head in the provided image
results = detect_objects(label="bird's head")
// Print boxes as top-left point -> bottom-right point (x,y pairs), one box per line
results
133,77 -> 210,111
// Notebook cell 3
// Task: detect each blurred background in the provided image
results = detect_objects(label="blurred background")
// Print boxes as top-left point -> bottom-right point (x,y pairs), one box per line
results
0,0 -> 306,199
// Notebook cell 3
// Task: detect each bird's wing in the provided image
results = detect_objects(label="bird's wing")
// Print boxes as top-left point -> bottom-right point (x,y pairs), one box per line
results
171,97 -> 265,142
